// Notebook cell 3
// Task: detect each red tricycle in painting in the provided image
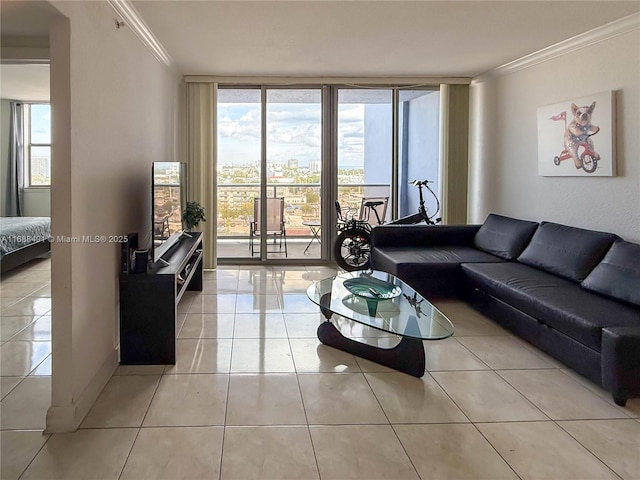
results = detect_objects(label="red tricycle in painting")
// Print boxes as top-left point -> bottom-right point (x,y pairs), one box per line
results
553,139 -> 600,173
550,102 -> 601,173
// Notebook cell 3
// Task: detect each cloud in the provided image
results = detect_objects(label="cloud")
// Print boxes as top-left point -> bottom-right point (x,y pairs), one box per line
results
338,105 -> 365,123
218,101 -> 369,165
268,107 -> 321,123
268,122 -> 321,149
218,104 -> 260,141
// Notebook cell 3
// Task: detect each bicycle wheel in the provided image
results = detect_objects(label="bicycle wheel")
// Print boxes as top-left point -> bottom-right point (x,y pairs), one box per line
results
334,228 -> 371,271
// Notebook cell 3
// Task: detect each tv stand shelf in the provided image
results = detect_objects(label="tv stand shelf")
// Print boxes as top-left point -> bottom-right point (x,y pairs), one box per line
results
119,232 -> 203,365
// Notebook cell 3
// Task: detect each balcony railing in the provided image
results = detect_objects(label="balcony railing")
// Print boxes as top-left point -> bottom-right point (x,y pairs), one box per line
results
217,183 -> 390,238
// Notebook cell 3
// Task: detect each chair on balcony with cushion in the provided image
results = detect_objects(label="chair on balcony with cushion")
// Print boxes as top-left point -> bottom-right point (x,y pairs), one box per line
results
249,197 -> 288,257
359,196 -> 388,226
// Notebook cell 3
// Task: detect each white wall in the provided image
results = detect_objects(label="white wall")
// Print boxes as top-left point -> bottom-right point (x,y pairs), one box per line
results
23,188 -> 50,216
47,1 -> 181,431
470,25 -> 640,242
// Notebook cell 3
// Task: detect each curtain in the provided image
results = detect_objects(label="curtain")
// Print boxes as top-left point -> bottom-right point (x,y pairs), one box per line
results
439,84 -> 470,224
6,102 -> 24,216
186,82 -> 217,269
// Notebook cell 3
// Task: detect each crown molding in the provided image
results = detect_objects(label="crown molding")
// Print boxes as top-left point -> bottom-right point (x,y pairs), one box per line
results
473,12 -> 639,84
107,0 -> 178,73
184,75 -> 471,85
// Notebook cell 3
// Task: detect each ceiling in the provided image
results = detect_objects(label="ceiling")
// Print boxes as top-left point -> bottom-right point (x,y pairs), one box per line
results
0,1 -> 637,82
0,2 -> 56,101
132,0 -> 640,77
0,1 -> 59,37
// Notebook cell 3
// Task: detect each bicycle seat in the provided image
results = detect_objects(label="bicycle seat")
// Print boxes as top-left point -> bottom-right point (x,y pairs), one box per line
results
363,201 -> 384,207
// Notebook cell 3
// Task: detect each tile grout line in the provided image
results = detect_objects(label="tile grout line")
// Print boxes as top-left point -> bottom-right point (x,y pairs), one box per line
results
361,371 -> 423,480
494,368 -> 630,422
301,264 -> 335,480
427,367 -> 528,480
427,365 -> 526,480
4,264 -> 637,479
15,431 -> 53,480
114,372 -> 164,480
217,295 -> 238,480
474,355 -> 627,479
555,368 -> 636,417
554,420 -> 626,480
448,335 -> 492,369
285,314 -> 322,480
470,422 -> 525,480
0,313 -> 44,343
477,353 -> 552,422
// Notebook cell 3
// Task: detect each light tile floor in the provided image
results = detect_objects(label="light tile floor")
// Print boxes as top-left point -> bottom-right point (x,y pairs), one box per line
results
1,259 -> 639,479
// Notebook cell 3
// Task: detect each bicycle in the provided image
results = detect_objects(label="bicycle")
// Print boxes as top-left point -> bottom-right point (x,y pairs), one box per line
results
334,180 -> 441,271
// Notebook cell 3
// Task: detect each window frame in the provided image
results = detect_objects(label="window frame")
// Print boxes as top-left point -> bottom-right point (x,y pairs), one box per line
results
24,102 -> 52,188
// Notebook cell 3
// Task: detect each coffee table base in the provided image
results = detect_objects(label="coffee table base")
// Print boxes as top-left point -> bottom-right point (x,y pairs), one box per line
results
317,321 -> 426,378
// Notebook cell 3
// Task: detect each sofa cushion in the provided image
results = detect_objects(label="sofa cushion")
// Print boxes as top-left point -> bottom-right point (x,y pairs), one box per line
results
517,222 -> 619,282
372,246 -> 505,297
462,262 -> 640,351
474,214 -> 539,260
582,241 -> 640,307
372,246 -> 503,279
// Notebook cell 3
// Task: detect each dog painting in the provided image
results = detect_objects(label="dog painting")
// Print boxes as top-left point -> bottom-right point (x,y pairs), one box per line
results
565,102 -> 600,170
537,91 -> 615,176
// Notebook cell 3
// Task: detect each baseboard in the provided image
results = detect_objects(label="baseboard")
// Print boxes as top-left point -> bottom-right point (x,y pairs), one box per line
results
45,347 -> 118,433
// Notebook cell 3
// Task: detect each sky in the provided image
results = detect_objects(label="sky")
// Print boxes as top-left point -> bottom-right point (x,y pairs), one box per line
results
30,104 -> 51,144
217,102 -> 366,167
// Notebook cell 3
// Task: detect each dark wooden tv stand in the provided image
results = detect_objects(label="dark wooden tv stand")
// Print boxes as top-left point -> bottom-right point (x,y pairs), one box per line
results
119,232 -> 203,364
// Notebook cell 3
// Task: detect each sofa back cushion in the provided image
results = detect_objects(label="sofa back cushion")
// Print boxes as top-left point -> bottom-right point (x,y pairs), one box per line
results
582,240 -> 640,306
517,222 -> 619,282
474,214 -> 539,260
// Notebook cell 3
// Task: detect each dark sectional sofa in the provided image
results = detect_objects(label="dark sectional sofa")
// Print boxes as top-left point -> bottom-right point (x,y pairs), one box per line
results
370,214 -> 640,406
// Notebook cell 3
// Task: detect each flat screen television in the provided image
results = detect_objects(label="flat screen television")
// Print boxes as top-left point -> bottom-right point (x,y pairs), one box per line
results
152,161 -> 187,263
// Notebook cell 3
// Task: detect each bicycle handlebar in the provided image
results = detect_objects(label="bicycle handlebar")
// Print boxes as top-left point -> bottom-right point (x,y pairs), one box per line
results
411,179 -> 434,186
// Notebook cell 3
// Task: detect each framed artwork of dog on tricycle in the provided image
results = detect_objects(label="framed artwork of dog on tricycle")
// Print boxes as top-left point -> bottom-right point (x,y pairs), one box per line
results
537,90 -> 615,176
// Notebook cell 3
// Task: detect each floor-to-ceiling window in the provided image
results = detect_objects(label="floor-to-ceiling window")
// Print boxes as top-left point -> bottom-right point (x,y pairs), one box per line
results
265,89 -> 322,260
216,87 -> 323,261
216,89 -> 262,259
337,89 -> 393,225
398,89 -> 441,219
216,84 -> 441,264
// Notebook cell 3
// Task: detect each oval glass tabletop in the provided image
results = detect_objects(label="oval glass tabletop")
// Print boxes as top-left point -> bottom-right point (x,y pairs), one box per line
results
306,270 -> 454,340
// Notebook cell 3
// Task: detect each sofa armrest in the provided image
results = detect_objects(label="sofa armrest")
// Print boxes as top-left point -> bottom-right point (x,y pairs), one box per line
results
370,224 -> 481,249
601,326 -> 640,405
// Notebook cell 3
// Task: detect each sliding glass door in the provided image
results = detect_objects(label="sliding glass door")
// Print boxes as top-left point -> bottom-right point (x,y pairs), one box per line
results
217,87 -> 323,261
216,84 -> 441,264
265,89 -> 322,260
216,89 -> 262,259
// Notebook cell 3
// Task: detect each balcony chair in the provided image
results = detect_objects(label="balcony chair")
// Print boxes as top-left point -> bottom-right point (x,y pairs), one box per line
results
359,196 -> 389,226
249,197 -> 288,257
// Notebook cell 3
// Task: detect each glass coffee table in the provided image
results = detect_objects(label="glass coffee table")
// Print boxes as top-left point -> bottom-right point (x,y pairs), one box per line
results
307,270 -> 454,377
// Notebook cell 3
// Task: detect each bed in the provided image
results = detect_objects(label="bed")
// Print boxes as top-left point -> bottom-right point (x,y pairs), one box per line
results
0,217 -> 51,273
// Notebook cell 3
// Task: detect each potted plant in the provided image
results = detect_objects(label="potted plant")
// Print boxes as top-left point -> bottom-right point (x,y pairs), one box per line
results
183,201 -> 206,232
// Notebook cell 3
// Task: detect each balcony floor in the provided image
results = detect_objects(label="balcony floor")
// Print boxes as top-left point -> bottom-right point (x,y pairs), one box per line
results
217,238 -> 322,261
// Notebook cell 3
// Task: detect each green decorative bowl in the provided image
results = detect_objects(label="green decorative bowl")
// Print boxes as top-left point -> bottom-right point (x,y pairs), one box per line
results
343,277 -> 402,300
